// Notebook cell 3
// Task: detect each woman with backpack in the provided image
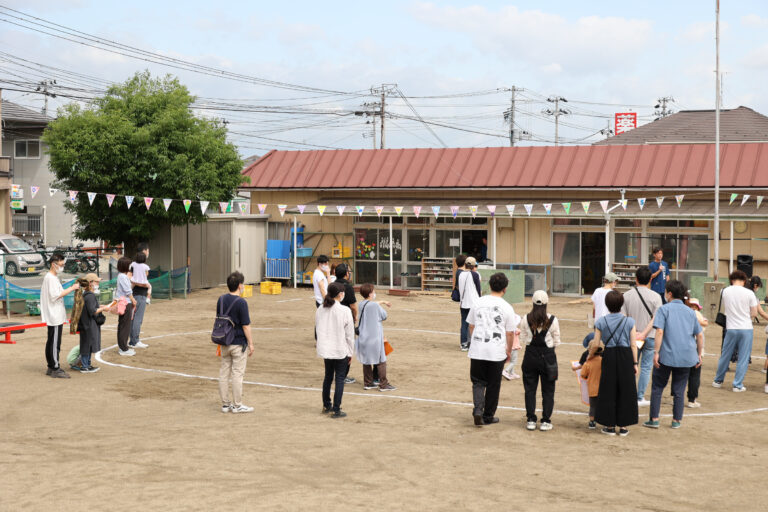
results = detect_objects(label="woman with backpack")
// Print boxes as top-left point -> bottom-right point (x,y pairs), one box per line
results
355,283 -> 394,391
589,290 -> 639,436
520,290 -> 561,431
316,282 -> 355,418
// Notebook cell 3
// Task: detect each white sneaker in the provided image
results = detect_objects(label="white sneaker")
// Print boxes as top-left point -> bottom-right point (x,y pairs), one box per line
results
637,399 -> 650,407
712,381 -> 723,388
687,401 -> 701,408
231,404 -> 254,414
502,370 -> 513,381
733,386 -> 747,392
526,421 -> 536,431
221,405 -> 231,413
764,384 -> 768,394
539,422 -> 553,431
511,373 -> 521,380
118,348 -> 136,356
133,341 -> 149,348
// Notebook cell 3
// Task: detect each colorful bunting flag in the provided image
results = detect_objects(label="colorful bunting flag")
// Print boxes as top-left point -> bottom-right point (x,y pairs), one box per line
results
469,205 -> 478,218
656,197 -> 664,208
163,198 -> 173,211
199,200 -> 209,214
219,202 -> 229,213
125,195 -> 134,209
106,194 -> 116,207
675,194 -> 684,207
524,204 -> 533,216
757,196 -> 764,209
432,206 -> 440,218
741,194 -> 750,206
600,200 -> 609,213
317,205 -> 326,216
543,203 -> 552,215
561,202 -> 571,215
183,199 -> 192,213
68,191 -> 78,203
239,202 -> 248,214
638,198 -> 646,210
49,187 -> 58,197
375,206 -> 384,217
620,199 -> 628,211
394,206 -> 403,216
144,197 -> 153,210
451,206 -> 460,218
87,192 -> 97,205
729,193 -> 738,205
355,206 -> 365,216
336,205 -> 346,216
413,206 -> 421,218
581,201 -> 590,214
278,204 -> 287,217
487,205 -> 496,216
506,205 -> 515,217
258,203 -> 267,215
297,205 -> 306,214
30,186 -> 40,198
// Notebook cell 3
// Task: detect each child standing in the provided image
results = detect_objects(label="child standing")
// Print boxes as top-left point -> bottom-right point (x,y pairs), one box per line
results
579,349 -> 603,429
129,251 -> 151,349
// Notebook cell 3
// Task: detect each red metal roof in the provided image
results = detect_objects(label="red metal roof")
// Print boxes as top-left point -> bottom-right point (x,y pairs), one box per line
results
241,143 -> 768,190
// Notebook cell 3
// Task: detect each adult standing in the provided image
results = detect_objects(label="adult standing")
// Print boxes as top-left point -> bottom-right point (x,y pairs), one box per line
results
623,266 -> 662,407
467,273 -> 520,426
312,255 -> 330,342
75,274 -> 109,373
590,290 -> 638,436
453,254 -> 467,349
458,256 -> 481,351
129,243 -> 151,349
335,263 -> 358,385
591,272 -> 618,322
115,256 -> 138,356
643,281 -> 703,429
217,271 -> 254,414
520,290 -> 560,431
648,247 -> 670,303
355,283 -> 395,391
713,270 -> 758,392
40,253 -> 78,378
316,282 -> 355,418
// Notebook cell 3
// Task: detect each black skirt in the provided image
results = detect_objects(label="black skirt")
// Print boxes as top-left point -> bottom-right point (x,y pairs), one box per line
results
595,346 -> 638,428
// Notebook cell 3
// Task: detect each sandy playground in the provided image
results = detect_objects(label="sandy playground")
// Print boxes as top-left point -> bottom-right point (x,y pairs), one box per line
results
2,286 -> 767,511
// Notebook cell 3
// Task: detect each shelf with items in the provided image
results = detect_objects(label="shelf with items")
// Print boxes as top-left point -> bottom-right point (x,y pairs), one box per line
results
421,257 -> 456,291
612,262 -> 640,292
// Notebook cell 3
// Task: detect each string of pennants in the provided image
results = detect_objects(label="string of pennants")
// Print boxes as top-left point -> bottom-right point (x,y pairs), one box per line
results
11,185 -> 250,214
262,193 -> 765,218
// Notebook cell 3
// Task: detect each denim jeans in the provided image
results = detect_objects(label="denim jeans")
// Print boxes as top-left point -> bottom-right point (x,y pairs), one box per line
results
650,363 -> 690,421
460,308 -> 470,348
714,329 -> 753,388
636,337 -> 655,400
129,295 -> 147,346
323,358 -> 349,412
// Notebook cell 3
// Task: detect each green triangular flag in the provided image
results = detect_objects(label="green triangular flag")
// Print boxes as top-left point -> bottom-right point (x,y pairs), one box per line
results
729,193 -> 738,205
562,202 -> 571,215
183,199 -> 192,213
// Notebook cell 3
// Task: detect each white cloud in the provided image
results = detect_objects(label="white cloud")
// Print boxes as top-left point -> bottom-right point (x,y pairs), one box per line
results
540,63 -> 562,74
741,13 -> 768,28
410,3 -> 654,75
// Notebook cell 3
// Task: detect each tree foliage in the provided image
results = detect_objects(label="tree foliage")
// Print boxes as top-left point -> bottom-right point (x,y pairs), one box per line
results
43,71 -> 245,246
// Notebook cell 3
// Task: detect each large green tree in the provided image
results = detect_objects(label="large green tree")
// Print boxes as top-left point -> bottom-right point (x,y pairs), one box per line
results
43,71 -> 245,247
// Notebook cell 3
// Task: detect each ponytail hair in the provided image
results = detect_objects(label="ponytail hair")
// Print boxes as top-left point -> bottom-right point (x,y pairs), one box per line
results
323,282 -> 344,308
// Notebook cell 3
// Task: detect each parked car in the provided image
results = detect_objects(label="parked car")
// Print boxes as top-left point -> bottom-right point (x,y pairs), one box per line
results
0,234 -> 46,276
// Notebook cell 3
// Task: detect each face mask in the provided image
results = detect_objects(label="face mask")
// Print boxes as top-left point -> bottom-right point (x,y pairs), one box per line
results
93,286 -> 100,294
339,293 -> 345,302
370,293 -> 376,300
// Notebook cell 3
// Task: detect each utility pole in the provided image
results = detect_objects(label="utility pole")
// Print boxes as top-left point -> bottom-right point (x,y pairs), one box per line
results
543,96 -> 570,145
35,79 -> 56,117
369,84 -> 397,149
714,0 -> 721,281
502,86 -> 523,146
654,96 -> 675,119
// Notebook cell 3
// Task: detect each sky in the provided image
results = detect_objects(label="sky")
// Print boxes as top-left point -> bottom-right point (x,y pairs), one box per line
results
1,0 -> 767,156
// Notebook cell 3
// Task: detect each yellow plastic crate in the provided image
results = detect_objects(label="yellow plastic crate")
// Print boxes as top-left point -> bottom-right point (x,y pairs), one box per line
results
260,281 -> 282,295
241,285 -> 253,298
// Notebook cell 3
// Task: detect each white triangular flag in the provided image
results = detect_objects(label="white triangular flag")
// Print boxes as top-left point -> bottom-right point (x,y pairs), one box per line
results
637,198 -> 646,210
675,194 -> 684,207
757,196 -> 764,209
125,195 -> 134,209
219,202 -> 228,213
469,206 -> 478,218
432,206 -> 440,218
524,204 -> 533,216
620,199 -> 628,211
87,192 -> 97,205
656,197 -> 664,208
355,206 -> 365,216
543,203 -> 552,215
600,200 -> 609,213
278,205 -> 287,217
258,203 -> 267,215
30,186 -> 40,198
106,194 -> 116,207
486,205 -> 496,216
581,201 -> 590,214
505,205 -> 515,217
200,200 -> 209,214
163,198 -> 173,211
336,205 -> 346,216
741,194 -> 750,206
49,187 -> 58,197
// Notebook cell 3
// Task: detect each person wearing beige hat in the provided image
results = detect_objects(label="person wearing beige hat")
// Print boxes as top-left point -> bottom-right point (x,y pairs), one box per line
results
457,256 -> 482,351
591,272 -> 619,322
73,273 -> 110,373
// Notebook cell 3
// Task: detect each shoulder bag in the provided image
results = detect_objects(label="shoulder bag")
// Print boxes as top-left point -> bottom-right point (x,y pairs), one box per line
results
355,301 -> 370,336
451,270 -> 463,302
715,290 -> 727,328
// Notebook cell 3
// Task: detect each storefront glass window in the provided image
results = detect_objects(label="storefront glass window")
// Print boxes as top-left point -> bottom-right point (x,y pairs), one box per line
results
355,229 -> 378,261
678,235 -> 708,270
553,232 -> 580,267
614,233 -> 642,264
436,230 -> 461,258
407,229 -> 429,262
378,229 -> 402,261
378,262 -> 402,287
355,261 -> 377,286
552,267 -> 580,294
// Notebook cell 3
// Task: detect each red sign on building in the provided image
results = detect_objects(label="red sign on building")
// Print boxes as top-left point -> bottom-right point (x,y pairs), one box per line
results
615,112 -> 637,135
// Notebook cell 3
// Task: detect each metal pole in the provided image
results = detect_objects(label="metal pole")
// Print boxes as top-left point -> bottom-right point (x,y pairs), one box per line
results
714,0 -> 721,281
293,215 -> 298,288
389,216 -> 393,290
605,216 -> 611,274
380,90 -> 386,149
509,87 -> 516,147
5,282 -> 9,319
184,267 -> 188,299
168,269 -> 173,300
492,216 -> 497,269
554,98 -> 560,146
729,220 -> 734,274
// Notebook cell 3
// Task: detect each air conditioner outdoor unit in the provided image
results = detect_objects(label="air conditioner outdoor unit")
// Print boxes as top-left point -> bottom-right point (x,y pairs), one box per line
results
524,273 -> 546,295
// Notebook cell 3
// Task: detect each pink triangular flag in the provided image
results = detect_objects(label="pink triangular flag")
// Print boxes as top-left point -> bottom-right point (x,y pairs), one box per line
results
258,203 -> 267,215
219,202 -> 229,213
68,191 -> 78,203
144,197 -> 153,210
486,205 -> 496,216
524,204 -> 533,216
412,206 -> 421,218
600,200 -> 609,213
106,194 -> 116,207
451,206 -> 460,218
375,206 -> 384,217
336,205 -> 346,216
297,205 -> 306,214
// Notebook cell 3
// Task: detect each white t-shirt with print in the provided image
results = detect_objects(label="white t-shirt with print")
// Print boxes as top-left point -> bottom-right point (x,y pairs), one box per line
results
467,295 -> 520,362
591,287 -> 611,321
313,268 -> 328,305
722,285 -> 758,330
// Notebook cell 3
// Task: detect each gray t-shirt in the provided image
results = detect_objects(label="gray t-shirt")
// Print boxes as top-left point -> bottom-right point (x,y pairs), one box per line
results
622,286 -> 662,339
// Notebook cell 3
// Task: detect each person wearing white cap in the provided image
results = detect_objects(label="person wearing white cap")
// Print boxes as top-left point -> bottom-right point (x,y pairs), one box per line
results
591,272 -> 618,323
458,256 -> 482,351
520,290 -> 561,431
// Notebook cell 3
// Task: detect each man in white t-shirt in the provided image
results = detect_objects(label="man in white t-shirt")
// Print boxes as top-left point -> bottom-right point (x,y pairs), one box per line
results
467,272 -> 521,426
40,253 -> 78,378
312,255 -> 330,342
591,272 -> 618,321
713,270 -> 759,392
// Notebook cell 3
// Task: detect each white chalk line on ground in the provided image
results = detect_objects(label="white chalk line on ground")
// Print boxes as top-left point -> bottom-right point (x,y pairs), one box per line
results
93,328 -> 768,418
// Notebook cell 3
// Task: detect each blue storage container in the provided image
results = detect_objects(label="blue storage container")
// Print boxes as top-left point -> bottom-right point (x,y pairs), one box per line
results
267,240 -> 290,259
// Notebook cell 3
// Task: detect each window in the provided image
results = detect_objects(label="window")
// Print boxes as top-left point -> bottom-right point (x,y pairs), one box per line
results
354,228 -> 402,287
14,140 -> 41,159
436,230 -> 461,258
614,233 -> 642,264
355,216 -> 403,224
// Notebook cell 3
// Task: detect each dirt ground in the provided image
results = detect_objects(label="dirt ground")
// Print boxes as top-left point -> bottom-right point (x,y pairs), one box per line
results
2,286 -> 766,511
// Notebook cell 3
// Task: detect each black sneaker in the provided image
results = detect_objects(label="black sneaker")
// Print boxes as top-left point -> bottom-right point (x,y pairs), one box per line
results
50,368 -> 71,379
70,364 -> 87,373
601,427 -> 616,436
473,413 -> 483,427
344,377 -> 356,384
619,428 -> 629,437
322,406 -> 332,414
46,368 -> 53,376
331,410 -> 347,418
483,417 -> 500,425
588,420 -> 596,430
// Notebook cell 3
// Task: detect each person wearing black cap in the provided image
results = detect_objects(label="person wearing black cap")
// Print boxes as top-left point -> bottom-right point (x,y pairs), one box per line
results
335,264 -> 358,385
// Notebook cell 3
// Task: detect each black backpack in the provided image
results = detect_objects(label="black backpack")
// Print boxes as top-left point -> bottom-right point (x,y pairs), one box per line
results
211,296 -> 243,346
